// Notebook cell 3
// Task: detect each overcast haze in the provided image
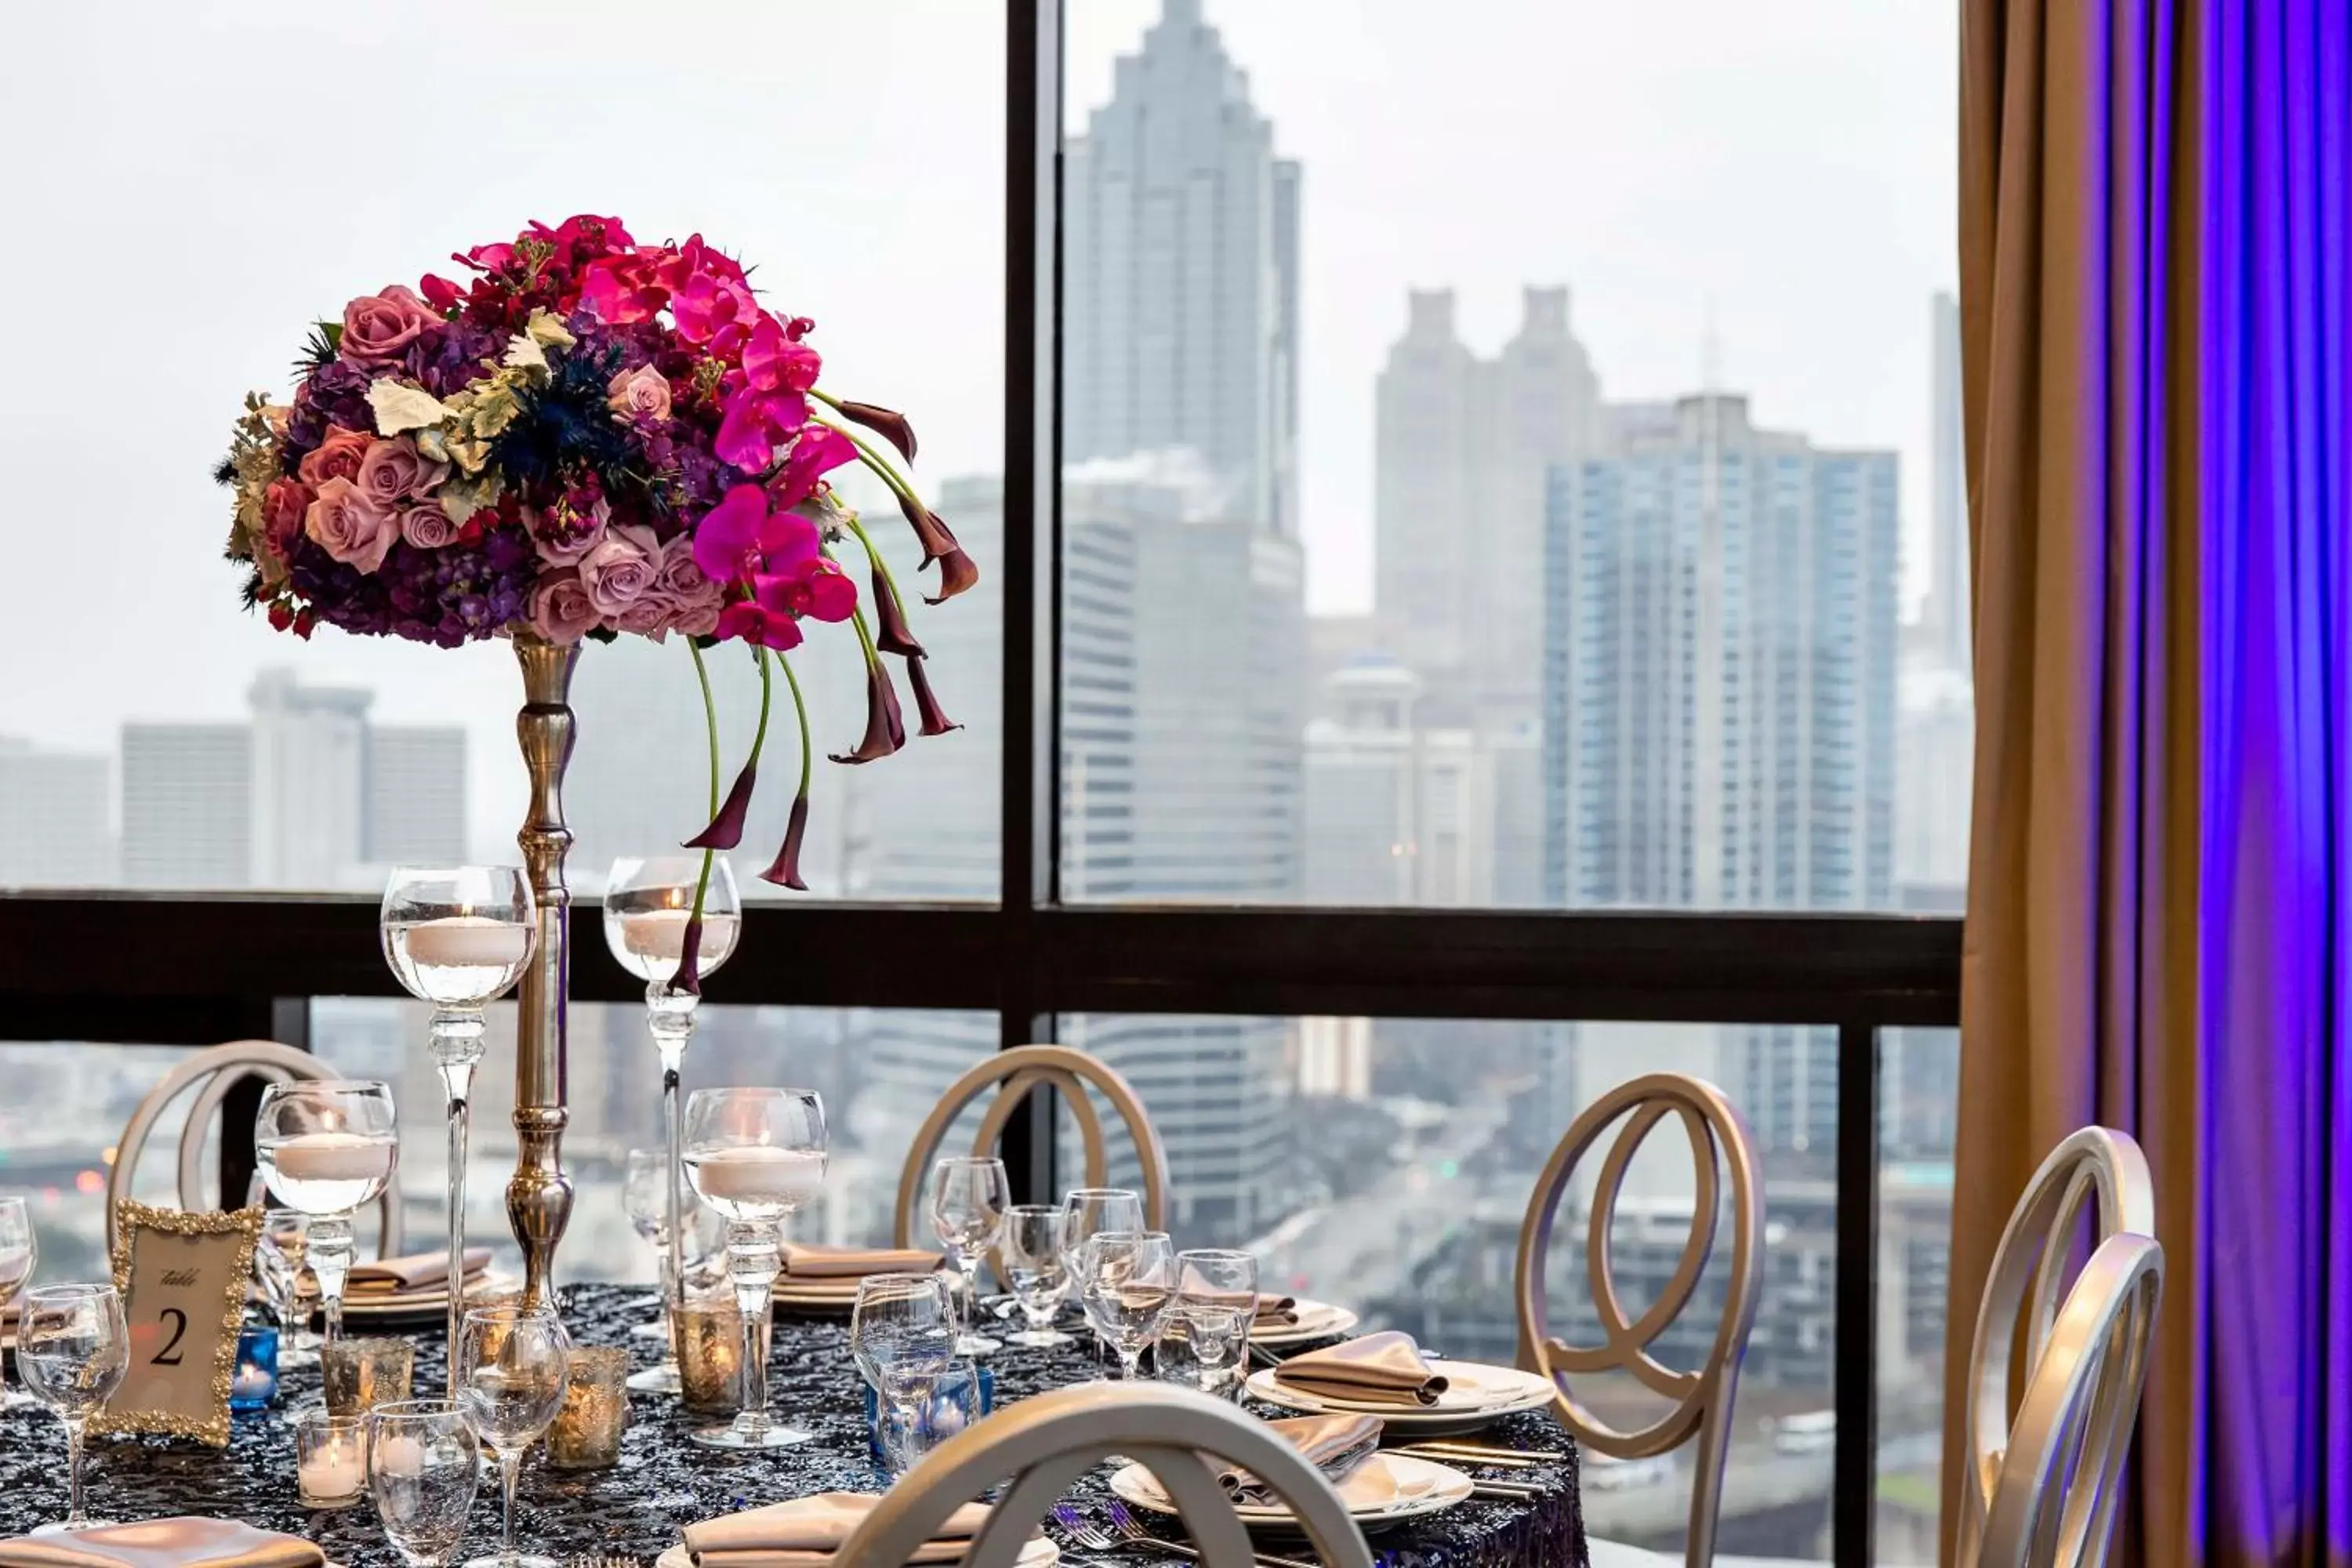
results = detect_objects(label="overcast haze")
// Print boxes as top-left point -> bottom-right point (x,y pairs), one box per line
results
0,0 -> 1955,857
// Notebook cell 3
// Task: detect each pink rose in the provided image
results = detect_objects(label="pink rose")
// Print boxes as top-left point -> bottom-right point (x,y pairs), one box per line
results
526,568 -> 600,645
655,533 -> 721,605
605,365 -> 673,423
296,425 -> 374,488
612,594 -> 677,642
578,524 -> 661,615
304,476 -> 400,575
399,501 -> 459,550
354,437 -> 448,510
340,285 -> 436,368
262,479 -> 314,558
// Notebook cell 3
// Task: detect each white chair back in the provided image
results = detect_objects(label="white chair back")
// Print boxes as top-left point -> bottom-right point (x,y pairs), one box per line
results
893,1044 -> 1171,1247
107,1040 -> 403,1258
836,1381 -> 1376,1568
1513,1072 -> 1762,1568
1958,1127 -> 2158,1568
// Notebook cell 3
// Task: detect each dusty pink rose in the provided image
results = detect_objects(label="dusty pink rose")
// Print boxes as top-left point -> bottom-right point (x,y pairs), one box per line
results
399,501 -> 459,549
612,594 -> 678,641
262,479 -> 314,558
578,522 -> 661,615
606,365 -> 673,423
354,436 -> 448,510
296,425 -> 373,487
304,475 -> 400,574
526,568 -> 600,644
340,285 -> 436,367
655,534 -> 721,605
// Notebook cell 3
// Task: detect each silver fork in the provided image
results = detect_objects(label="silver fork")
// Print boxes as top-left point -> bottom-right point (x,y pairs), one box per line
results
1108,1499 -> 1321,1568
1051,1503 -> 1317,1568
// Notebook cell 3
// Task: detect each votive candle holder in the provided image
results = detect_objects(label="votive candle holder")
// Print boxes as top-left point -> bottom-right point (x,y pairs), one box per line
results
295,1409 -> 368,1510
546,1346 -> 630,1470
674,1291 -> 771,1417
321,1336 -> 415,1417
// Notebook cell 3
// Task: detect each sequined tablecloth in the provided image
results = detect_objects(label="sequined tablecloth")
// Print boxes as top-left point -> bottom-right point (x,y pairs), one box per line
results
0,1284 -> 1585,1567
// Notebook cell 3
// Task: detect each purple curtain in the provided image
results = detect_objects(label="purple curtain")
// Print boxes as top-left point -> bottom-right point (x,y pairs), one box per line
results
1947,0 -> 2350,1563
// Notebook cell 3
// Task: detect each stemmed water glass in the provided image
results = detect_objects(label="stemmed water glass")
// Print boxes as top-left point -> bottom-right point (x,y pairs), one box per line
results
681,1086 -> 826,1450
604,855 -> 742,1365
381,867 -> 536,1367
1059,1188 -> 1144,1362
1000,1204 -> 1073,1347
17,1283 -> 130,1534
620,1146 -> 705,1393
1077,1231 -> 1176,1381
455,1304 -> 570,1568
367,1399 -> 481,1567
0,1197 -> 39,1410
256,1080 -> 397,1349
927,1156 -> 1009,1356
1174,1249 -> 1258,1397
849,1272 -> 957,1479
256,1210 -> 320,1369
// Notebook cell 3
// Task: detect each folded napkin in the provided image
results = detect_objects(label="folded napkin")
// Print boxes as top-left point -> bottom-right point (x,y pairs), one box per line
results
684,1491 -> 990,1566
0,1518 -> 324,1568
347,1247 -> 493,1294
779,1243 -> 941,1281
1274,1330 -> 1450,1407
1219,1413 -> 1383,1505
1254,1292 -> 1301,1327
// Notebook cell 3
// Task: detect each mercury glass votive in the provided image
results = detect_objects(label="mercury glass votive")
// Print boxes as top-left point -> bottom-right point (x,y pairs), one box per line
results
296,1409 -> 368,1510
321,1337 -> 416,1416
545,1347 -> 629,1470
674,1291 -> 771,1416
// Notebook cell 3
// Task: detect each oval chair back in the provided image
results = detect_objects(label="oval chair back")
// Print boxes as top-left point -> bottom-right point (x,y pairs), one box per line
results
1958,1127 -> 2158,1568
106,1040 -> 403,1258
893,1044 -> 1170,1247
837,1381 -> 1375,1568
1513,1072 -> 1762,1568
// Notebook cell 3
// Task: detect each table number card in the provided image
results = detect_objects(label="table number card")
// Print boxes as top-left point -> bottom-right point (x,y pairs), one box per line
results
89,1200 -> 263,1446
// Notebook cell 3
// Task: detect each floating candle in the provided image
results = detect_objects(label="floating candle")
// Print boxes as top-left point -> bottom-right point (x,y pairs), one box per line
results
685,1145 -> 826,1207
397,914 -> 532,969
617,908 -> 741,963
268,1131 -> 397,1185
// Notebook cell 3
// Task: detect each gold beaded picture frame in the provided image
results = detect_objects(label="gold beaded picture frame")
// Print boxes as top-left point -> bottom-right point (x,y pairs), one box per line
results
88,1200 -> 263,1446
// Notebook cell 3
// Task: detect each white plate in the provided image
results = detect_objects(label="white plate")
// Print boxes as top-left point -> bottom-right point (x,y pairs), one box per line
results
1246,1358 -> 1557,1436
1110,1451 -> 1473,1530
1249,1300 -> 1359,1347
656,1536 -> 1058,1567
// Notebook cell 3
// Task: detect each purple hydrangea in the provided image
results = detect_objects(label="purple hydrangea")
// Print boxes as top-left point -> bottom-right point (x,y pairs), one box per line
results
289,526 -> 537,647
404,321 -> 507,400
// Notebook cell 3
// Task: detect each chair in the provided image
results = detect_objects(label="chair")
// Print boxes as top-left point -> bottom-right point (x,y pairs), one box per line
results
1957,1127 -> 2160,1568
891,1044 -> 1171,1247
1512,1073 -> 1762,1568
106,1040 -> 403,1258
836,1381 -> 1376,1568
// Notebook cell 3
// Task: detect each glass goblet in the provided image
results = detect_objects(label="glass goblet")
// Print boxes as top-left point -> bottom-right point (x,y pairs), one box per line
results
381,866 -> 535,1369
850,1272 -> 956,1479
1058,1188 -> 1144,1363
1174,1248 -> 1258,1397
927,1156 -> 1009,1356
0,1196 -> 39,1410
257,1080 -> 397,1349
681,1086 -> 826,1450
621,1147 -> 691,1391
17,1283 -> 129,1534
1000,1203 -> 1073,1348
1077,1230 -> 1176,1381
258,1209 -> 320,1369
604,855 -> 742,1351
456,1304 -> 570,1568
367,1399 -> 481,1568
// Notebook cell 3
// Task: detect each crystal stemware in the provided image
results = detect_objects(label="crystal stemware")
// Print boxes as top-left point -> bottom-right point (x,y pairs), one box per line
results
17,1283 -> 129,1534
257,1209 -> 320,1370
456,1304 -> 570,1568
1077,1230 -> 1176,1381
604,855 -> 742,1361
256,1079 -> 397,1349
849,1272 -> 956,1480
1058,1187 -> 1144,1362
0,1196 -> 39,1410
367,1399 -> 482,1567
381,866 -> 535,1368
620,1146 -> 714,1392
927,1156 -> 1009,1356
1174,1248 -> 1258,1396
680,1086 -> 826,1450
1000,1203 -> 1074,1348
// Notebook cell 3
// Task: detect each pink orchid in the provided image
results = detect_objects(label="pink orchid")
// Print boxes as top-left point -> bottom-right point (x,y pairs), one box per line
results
691,485 -> 821,588
754,557 -> 858,624
713,386 -> 810,470
767,425 -> 858,509
742,317 -> 822,395
673,270 -> 758,349
713,598 -> 805,651
579,252 -> 668,325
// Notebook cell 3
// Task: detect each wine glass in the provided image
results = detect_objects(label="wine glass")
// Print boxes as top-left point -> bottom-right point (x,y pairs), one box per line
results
849,1272 -> 957,1479
999,1203 -> 1073,1348
17,1283 -> 130,1534
604,855 -> 742,1359
257,1080 -> 397,1349
0,1196 -> 38,1410
680,1086 -> 826,1450
621,1147 -> 690,1391
927,1156 -> 1009,1356
257,1210 -> 320,1369
456,1304 -> 570,1568
367,1399 -> 481,1567
1174,1248 -> 1258,1397
1058,1188 -> 1144,1361
381,867 -> 536,1368
1077,1231 -> 1176,1381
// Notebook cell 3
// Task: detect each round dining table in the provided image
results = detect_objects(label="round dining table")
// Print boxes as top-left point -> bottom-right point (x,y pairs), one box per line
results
0,1284 -> 1587,1567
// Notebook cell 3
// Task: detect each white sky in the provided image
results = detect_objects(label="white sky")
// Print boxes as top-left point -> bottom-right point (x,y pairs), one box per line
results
0,0 -> 1955,851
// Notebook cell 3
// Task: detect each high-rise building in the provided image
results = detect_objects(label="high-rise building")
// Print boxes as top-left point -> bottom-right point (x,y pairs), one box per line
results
0,739 -> 114,886
1303,657 -> 1497,906
1927,290 -> 1969,676
121,723 -> 250,888
249,667 -> 370,888
367,727 -> 468,867
1063,0 -> 1301,535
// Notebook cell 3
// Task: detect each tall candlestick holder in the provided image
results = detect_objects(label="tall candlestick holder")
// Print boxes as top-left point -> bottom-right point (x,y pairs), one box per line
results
507,634 -> 579,1312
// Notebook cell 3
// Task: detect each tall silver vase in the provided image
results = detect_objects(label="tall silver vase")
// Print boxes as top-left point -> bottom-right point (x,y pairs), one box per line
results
506,633 -> 578,1311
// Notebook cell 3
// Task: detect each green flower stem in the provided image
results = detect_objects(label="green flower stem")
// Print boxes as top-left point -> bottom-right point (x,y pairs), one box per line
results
776,652 -> 813,800
684,641 -> 721,970
809,409 -> 923,510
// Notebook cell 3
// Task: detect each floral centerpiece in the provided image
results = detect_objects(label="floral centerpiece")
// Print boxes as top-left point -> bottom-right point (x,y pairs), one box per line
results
217,214 -> 971,982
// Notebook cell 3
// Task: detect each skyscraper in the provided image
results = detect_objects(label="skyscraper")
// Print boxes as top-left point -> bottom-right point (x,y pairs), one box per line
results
249,666 -> 369,888
1063,0 -> 1301,535
121,723 -> 250,888
0,739 -> 114,886
367,727 -> 468,867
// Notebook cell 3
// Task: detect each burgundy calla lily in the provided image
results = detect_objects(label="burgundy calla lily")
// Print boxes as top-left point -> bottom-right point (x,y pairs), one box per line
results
759,793 -> 811,891
891,494 -> 980,603
926,543 -> 980,605
835,400 -> 918,463
829,653 -> 907,764
905,655 -> 960,735
674,913 -> 706,996
871,564 -> 925,658
682,756 -> 758,850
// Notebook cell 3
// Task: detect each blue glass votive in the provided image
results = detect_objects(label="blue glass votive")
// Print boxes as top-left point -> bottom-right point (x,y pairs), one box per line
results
864,1363 -> 993,1468
230,1325 -> 280,1412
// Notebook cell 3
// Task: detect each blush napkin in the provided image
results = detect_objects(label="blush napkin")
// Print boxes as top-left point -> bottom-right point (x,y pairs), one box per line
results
346,1247 -> 492,1293
1273,1330 -> 1450,1406
1218,1412 -> 1384,1504
778,1243 -> 942,1282
0,1519 -> 325,1568
684,1490 -> 993,1566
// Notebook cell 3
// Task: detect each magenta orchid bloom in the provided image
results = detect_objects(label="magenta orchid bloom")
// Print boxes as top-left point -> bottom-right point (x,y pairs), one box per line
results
673,270 -> 758,348
742,317 -> 822,395
714,387 -> 811,470
579,254 -> 669,325
757,557 -> 858,623
691,485 -> 821,586
768,425 -> 858,508
714,598 -> 805,651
